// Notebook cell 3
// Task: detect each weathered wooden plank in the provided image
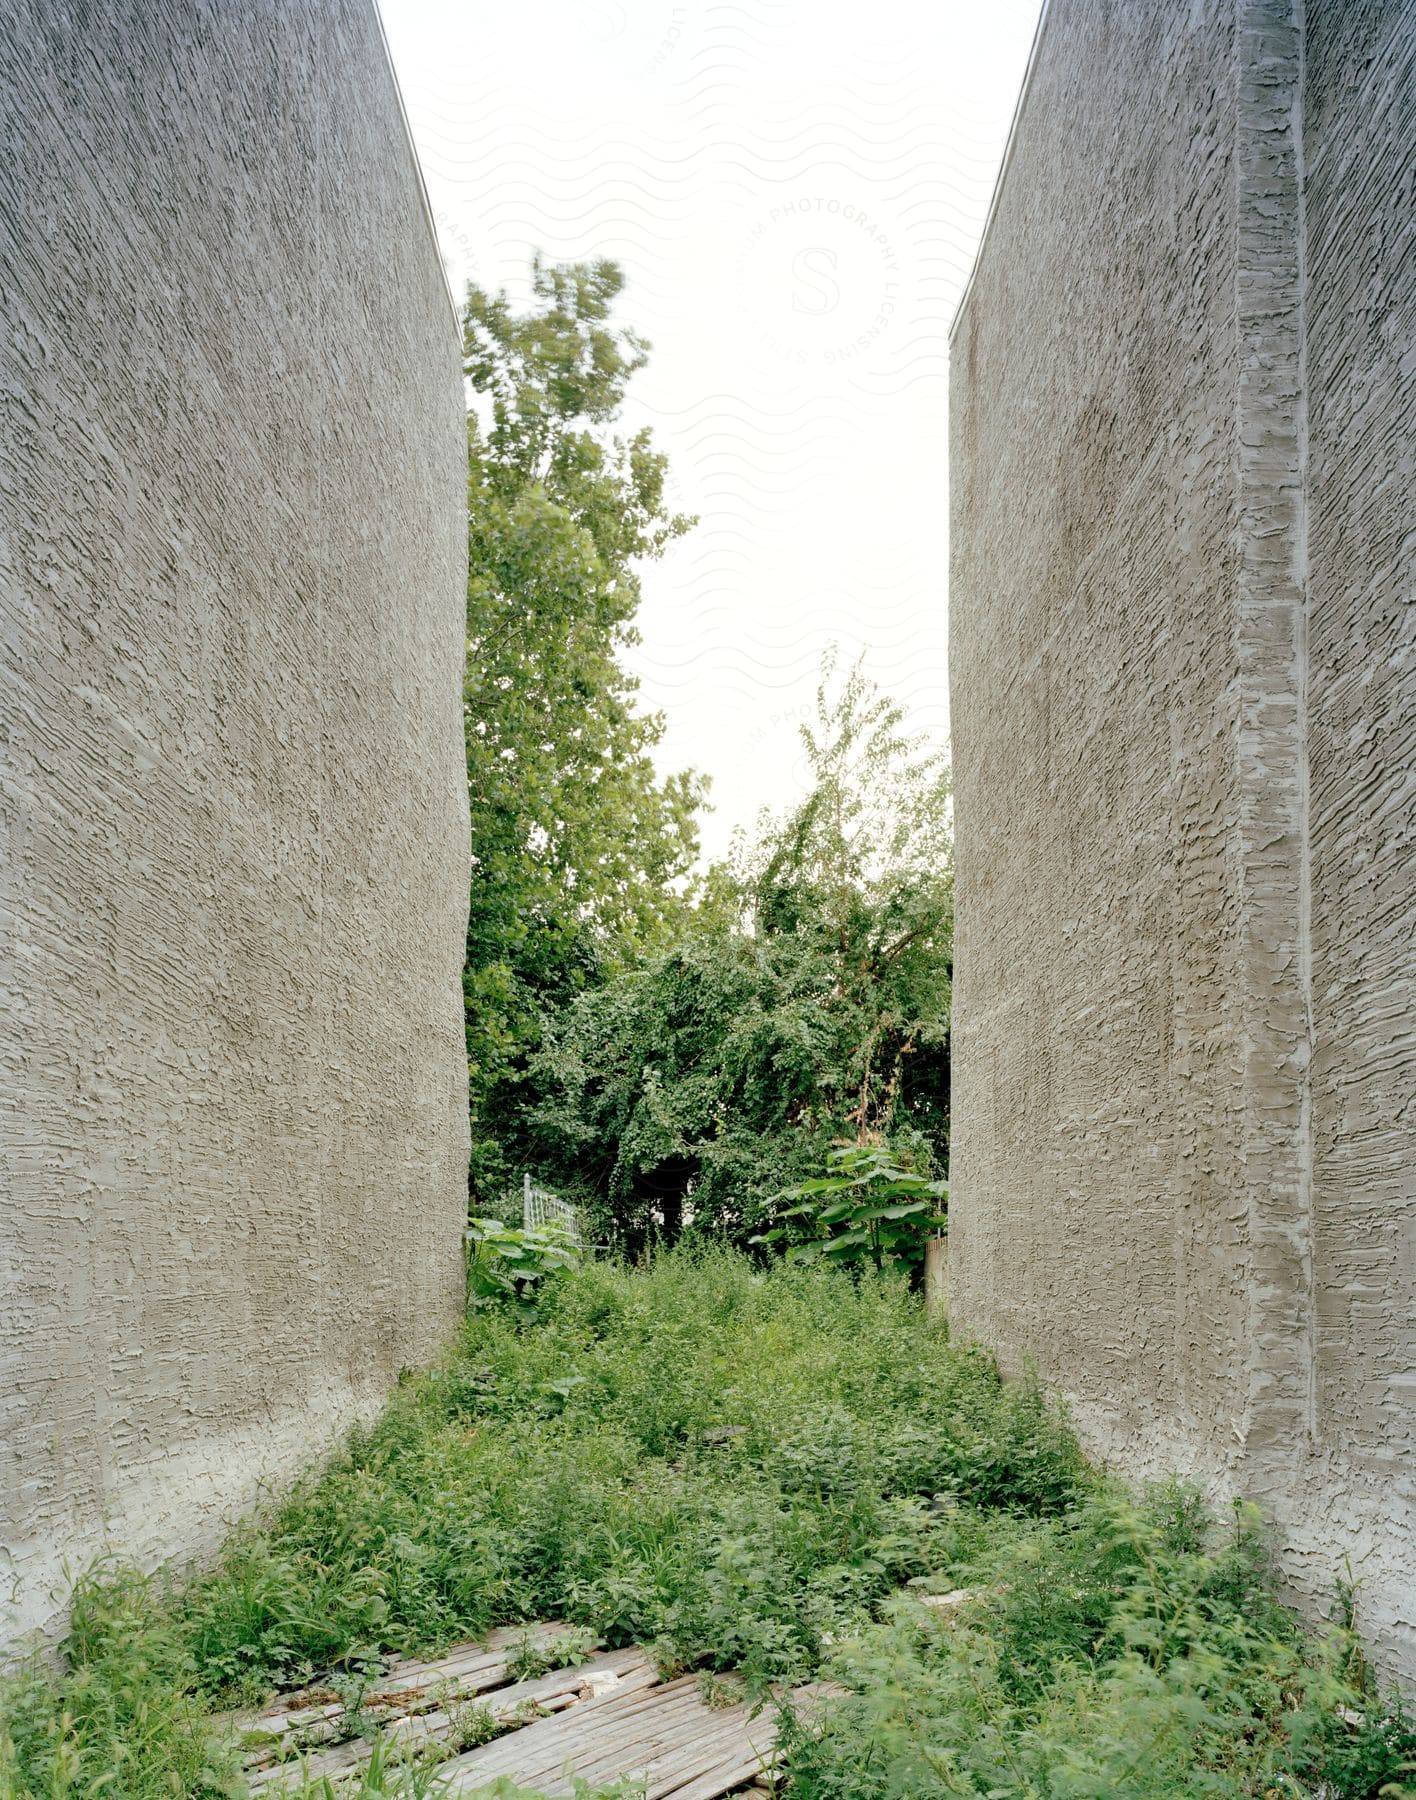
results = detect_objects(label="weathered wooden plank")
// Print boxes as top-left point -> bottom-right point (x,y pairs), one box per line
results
658,1686 -> 838,1800
527,1696 -> 721,1784
607,1682 -> 805,1798
235,1619 -> 838,1800
441,1674 -> 777,1799
444,1674 -> 703,1783
439,1708 -> 657,1785
380,1621 -> 583,1691
249,1649 -> 658,1793
232,1619 -> 595,1770
576,1711 -> 758,1798
662,1731 -> 782,1800
541,1679 -> 839,1800
234,1619 -> 587,1754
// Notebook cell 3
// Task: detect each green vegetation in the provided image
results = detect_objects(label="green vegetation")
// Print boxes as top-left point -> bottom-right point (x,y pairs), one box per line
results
462,257 -> 705,1202
2,1255 -> 1411,1798
753,1142 -> 948,1276
464,1217 -> 580,1315
459,262 -> 952,1249
782,1492 -> 1416,1800
516,657 -> 953,1252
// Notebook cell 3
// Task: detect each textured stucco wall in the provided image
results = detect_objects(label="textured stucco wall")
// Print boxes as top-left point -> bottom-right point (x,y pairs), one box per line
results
949,0 -> 1414,1678
0,1 -> 469,1646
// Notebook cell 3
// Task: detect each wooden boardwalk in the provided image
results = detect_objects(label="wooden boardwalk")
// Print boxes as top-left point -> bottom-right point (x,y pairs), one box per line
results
231,1623 -> 833,1797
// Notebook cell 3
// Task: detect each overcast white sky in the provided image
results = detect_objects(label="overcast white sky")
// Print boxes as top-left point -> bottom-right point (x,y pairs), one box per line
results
380,0 -> 1042,863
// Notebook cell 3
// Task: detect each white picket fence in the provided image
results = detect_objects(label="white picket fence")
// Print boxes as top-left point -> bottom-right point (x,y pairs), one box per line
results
522,1172 -> 578,1239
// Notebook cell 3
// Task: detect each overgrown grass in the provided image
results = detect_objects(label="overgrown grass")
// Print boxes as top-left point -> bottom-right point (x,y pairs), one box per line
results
180,1252 -> 1086,1702
1,1252 -> 1410,1798
780,1489 -> 1415,1799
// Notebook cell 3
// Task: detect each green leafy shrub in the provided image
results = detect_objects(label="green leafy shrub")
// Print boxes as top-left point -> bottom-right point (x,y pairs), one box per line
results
465,1217 -> 580,1313
753,1142 -> 946,1277
1298,1686 -> 1416,1799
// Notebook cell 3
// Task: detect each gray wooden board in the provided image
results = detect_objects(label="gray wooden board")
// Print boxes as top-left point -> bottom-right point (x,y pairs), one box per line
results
232,1620 -> 588,1766
441,1676 -> 834,1799
248,1648 -> 657,1792
442,1680 -> 704,1783
230,1619 -> 839,1800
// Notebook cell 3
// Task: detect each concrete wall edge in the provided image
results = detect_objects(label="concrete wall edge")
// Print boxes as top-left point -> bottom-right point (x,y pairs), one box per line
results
948,0 -> 1054,343
370,0 -> 462,334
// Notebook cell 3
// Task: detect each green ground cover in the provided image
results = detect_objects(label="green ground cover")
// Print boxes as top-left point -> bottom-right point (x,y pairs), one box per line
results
2,1253 -> 1410,1798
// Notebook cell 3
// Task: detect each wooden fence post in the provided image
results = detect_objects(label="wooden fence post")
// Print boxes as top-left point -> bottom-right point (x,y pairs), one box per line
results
924,1235 -> 948,1322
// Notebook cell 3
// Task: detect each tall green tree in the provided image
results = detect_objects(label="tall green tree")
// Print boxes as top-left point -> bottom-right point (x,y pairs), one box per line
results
462,258 -> 705,1197
732,653 -> 952,1143
520,658 -> 953,1250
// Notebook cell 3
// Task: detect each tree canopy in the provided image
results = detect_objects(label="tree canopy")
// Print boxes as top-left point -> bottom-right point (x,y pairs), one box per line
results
515,659 -> 953,1251
460,261 -> 952,1240
462,258 -> 706,1196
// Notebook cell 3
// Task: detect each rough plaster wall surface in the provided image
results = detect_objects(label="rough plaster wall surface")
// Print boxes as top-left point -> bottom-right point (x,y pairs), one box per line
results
949,0 -> 1248,1479
0,0 -> 469,1646
949,0 -> 1414,1678
1299,0 -> 1416,1662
